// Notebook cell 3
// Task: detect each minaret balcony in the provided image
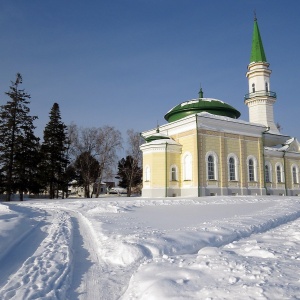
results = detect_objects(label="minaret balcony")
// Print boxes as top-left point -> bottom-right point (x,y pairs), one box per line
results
244,90 -> 277,100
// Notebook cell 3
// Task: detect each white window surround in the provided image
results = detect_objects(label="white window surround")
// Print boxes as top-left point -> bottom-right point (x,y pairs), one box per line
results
247,155 -> 257,182
144,165 -> 150,182
205,151 -> 218,181
292,164 -> 299,184
275,162 -> 284,183
182,152 -> 192,181
170,165 -> 178,181
227,153 -> 239,181
265,161 -> 272,183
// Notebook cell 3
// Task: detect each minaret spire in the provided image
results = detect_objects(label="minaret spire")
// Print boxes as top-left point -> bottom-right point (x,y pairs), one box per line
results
250,15 -> 267,63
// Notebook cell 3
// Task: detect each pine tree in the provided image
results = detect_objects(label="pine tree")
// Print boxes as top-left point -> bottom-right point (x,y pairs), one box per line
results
41,103 -> 69,199
0,73 -> 39,201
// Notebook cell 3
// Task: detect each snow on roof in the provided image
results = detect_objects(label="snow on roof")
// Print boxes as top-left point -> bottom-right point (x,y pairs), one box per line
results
283,137 -> 295,145
180,98 -> 225,107
197,112 -> 264,127
265,145 -> 289,152
146,138 -> 180,146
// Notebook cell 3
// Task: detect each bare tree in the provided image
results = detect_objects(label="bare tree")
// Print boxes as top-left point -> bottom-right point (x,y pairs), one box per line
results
68,125 -> 123,197
94,126 -> 122,197
126,129 -> 143,166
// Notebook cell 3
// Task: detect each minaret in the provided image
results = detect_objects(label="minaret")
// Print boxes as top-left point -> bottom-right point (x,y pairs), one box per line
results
244,15 -> 279,133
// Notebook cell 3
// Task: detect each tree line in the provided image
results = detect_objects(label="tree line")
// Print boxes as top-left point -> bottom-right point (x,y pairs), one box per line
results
0,74 -> 142,201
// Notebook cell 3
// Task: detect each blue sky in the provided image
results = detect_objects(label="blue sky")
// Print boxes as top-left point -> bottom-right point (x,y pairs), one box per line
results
0,1 -> 299,141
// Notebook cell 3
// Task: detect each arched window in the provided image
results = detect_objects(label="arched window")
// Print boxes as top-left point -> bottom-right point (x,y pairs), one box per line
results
145,166 -> 150,182
228,155 -> 238,181
265,164 -> 270,182
249,159 -> 254,181
247,156 -> 257,182
171,165 -> 178,181
292,165 -> 299,184
276,163 -> 284,183
265,162 -> 272,183
265,82 -> 269,92
252,83 -> 255,93
183,153 -> 192,180
206,152 -> 218,180
208,155 -> 215,180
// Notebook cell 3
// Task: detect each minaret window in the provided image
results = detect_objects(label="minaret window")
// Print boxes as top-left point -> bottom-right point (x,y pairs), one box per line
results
265,82 -> 269,92
252,83 -> 255,93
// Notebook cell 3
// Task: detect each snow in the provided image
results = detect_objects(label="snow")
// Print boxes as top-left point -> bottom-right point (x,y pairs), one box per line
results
180,98 -> 225,108
1,196 -> 300,299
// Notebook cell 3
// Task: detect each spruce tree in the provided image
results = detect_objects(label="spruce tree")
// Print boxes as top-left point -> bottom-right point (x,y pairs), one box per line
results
14,126 -> 41,200
0,73 -> 39,201
41,103 -> 69,199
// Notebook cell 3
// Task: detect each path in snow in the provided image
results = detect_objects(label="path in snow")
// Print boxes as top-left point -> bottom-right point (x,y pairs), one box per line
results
0,207 -> 72,299
1,196 -> 300,299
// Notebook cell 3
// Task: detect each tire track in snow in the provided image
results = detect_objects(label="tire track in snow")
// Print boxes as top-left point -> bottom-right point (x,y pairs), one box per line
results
67,210 -> 133,300
0,209 -> 73,300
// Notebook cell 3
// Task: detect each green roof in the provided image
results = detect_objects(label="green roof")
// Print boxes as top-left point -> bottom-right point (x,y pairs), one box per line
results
164,98 -> 241,122
250,18 -> 267,63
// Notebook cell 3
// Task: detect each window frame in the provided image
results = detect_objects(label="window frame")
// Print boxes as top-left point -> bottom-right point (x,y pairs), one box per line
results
247,156 -> 257,182
265,161 -> 272,183
292,165 -> 299,184
206,151 -> 218,181
144,165 -> 150,182
170,165 -> 178,181
227,154 -> 238,181
275,162 -> 284,183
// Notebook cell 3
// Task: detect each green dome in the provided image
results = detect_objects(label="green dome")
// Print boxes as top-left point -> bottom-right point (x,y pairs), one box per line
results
164,98 -> 241,122
144,132 -> 170,143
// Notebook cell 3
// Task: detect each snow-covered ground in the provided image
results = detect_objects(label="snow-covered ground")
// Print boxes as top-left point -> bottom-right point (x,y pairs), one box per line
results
1,196 -> 300,299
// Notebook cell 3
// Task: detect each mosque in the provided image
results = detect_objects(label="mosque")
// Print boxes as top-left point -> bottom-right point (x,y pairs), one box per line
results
140,17 -> 300,197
